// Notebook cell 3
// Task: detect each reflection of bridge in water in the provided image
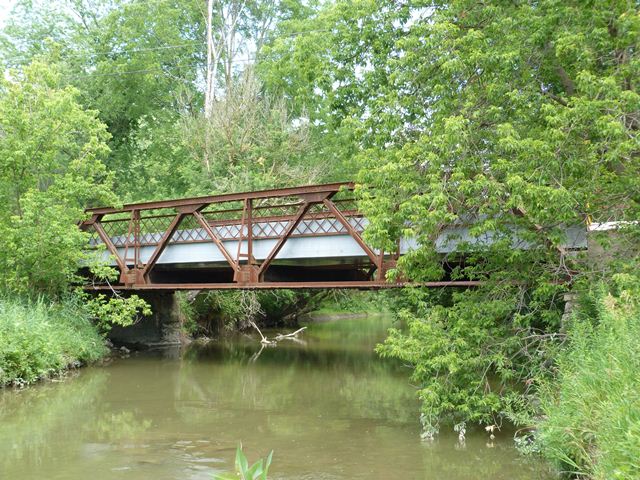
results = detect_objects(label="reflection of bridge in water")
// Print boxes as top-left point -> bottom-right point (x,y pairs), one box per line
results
81,182 -> 586,291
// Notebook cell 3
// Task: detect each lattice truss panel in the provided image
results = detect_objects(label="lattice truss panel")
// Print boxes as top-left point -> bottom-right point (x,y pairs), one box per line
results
87,209 -> 184,248
86,195 -> 365,248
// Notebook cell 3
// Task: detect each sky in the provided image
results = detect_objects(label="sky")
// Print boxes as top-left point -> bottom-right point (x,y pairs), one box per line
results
0,0 -> 17,27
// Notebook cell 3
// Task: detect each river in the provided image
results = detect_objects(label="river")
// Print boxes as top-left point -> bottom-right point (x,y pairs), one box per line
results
0,314 -> 554,479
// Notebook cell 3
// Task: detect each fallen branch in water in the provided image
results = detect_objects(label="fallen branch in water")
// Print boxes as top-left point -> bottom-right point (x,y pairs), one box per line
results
274,327 -> 307,341
248,321 -> 307,346
249,320 -> 274,345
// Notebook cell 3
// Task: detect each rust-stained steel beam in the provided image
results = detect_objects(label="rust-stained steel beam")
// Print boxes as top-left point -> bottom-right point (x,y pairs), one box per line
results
86,182 -> 353,215
236,199 -> 248,263
193,210 -> 240,272
257,201 -> 315,277
323,198 -> 378,266
246,198 -> 254,264
141,212 -> 185,280
85,280 -> 482,291
254,190 -> 335,278
185,197 -> 355,219
89,218 -> 127,272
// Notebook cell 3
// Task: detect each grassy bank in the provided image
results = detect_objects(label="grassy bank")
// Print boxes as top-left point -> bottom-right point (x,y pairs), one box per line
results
536,275 -> 640,479
306,291 -> 389,318
0,297 -> 107,387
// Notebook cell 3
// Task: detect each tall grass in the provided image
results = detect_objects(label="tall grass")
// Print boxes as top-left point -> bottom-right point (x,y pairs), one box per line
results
537,276 -> 640,479
0,297 -> 107,386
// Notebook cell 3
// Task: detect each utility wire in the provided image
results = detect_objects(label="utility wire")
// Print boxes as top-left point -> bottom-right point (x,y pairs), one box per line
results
60,42 -> 203,58
0,29 -> 328,64
62,56 -> 258,79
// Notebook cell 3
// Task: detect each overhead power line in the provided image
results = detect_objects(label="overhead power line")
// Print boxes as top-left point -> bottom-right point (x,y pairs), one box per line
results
63,42 -> 203,58
62,56 -> 259,79
0,29 -> 329,64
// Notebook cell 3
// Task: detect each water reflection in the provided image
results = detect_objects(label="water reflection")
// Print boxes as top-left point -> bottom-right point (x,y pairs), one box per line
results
0,315 -> 553,479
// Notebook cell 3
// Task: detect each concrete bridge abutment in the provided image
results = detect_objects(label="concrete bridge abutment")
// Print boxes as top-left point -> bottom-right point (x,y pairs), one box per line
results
108,291 -> 182,349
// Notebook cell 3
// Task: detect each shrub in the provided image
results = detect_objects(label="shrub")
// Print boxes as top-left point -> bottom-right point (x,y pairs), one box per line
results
537,275 -> 640,479
0,296 -> 107,386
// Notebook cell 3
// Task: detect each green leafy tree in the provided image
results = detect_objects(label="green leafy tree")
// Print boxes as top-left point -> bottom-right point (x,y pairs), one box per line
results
1,0 -> 205,200
258,0 -> 410,178
0,60 -> 149,329
1,0 -> 319,202
182,70 -> 320,195
0,60 -> 115,294
353,0 -> 640,430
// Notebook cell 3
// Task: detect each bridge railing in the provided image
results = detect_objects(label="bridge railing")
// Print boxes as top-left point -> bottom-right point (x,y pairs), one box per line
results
80,182 -> 395,288
88,199 -> 366,248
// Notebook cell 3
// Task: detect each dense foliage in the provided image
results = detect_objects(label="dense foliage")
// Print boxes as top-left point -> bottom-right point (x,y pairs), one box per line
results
0,58 -> 151,325
260,0 -> 640,459
538,274 -> 640,479
351,1 -> 640,431
0,61 -> 114,295
0,297 -> 107,386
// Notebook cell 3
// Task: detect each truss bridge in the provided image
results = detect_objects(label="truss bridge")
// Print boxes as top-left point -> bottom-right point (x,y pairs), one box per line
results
81,182 -> 483,290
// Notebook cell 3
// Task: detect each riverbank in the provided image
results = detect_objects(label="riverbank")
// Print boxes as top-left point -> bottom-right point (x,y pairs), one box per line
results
535,275 -> 640,479
299,308 -> 386,323
0,297 -> 107,387
298,291 -> 390,323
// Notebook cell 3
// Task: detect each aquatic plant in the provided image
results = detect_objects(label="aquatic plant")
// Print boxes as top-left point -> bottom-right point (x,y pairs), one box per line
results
214,444 -> 273,480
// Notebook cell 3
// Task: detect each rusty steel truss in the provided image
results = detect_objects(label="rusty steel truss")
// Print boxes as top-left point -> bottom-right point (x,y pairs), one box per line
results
80,182 -> 478,290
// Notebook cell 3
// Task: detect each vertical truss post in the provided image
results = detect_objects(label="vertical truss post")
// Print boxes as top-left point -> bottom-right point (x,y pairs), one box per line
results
247,198 -> 254,264
120,210 -> 145,285
134,210 -> 141,269
235,198 -> 259,283
235,199 -> 256,259
236,198 -> 248,263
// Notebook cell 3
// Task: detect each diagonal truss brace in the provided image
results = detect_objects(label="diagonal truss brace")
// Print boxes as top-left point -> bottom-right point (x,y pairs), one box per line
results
193,210 -> 240,273
82,214 -> 127,273
257,202 -> 312,278
257,192 -> 333,279
140,211 -> 186,280
323,198 -> 383,272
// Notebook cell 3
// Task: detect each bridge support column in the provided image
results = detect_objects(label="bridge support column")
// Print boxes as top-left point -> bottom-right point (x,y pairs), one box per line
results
108,291 -> 182,349
234,264 -> 260,284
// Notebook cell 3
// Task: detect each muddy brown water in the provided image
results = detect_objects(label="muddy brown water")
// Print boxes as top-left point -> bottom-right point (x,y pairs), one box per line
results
0,315 -> 554,479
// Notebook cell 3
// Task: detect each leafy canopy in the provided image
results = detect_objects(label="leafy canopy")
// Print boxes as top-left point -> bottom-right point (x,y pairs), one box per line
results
354,0 -> 640,428
0,60 -> 115,295
0,60 -> 149,329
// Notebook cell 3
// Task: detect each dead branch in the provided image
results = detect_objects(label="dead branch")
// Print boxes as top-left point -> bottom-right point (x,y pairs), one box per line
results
249,319 -> 274,345
274,327 -> 307,341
